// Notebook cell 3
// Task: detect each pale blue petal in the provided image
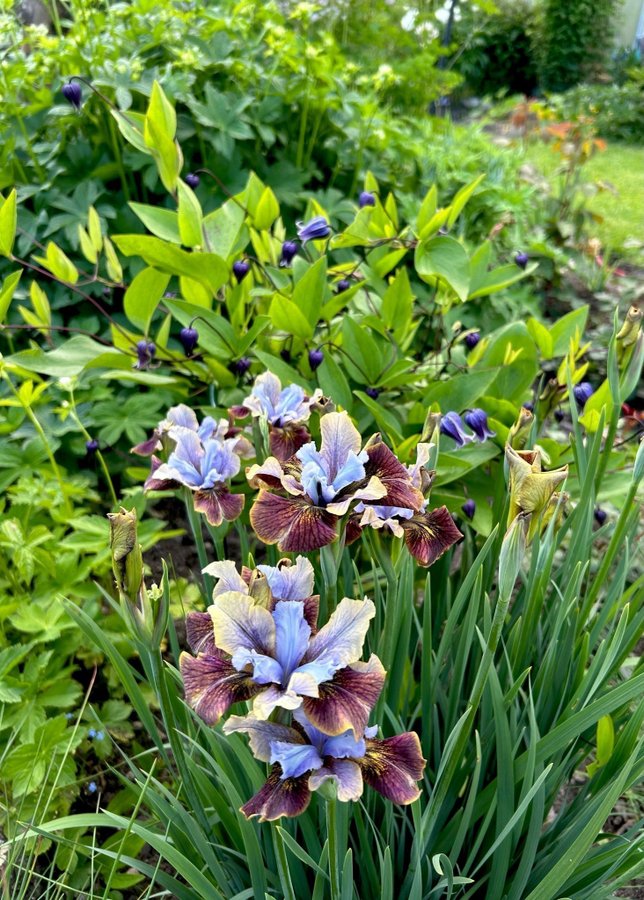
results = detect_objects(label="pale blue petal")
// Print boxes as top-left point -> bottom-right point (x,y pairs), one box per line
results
322,730 -> 366,760
257,556 -> 315,600
319,412 -> 362,481
166,404 -> 199,432
231,649 -> 283,685
270,740 -> 323,780
330,450 -> 367,494
273,601 -> 311,680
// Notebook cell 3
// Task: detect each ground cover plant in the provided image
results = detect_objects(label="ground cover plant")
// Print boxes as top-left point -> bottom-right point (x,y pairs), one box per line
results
0,7 -> 643,899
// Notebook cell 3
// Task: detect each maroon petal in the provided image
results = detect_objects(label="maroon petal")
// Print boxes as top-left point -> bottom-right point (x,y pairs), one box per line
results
365,440 -> 424,511
132,431 -> 161,457
269,424 -> 312,463
186,611 -> 215,655
403,506 -> 463,567
193,487 -> 244,526
250,491 -> 337,552
229,405 -> 250,420
241,765 -> 312,821
144,455 -> 180,491
303,655 -> 386,737
344,515 -> 363,546
360,732 -> 426,805
180,651 -> 259,725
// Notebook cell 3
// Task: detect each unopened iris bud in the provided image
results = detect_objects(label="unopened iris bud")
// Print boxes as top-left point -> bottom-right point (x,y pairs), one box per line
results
508,406 -> 534,449
462,498 -> 476,519
366,387 -> 380,399
594,507 -> 607,526
464,331 -> 480,350
179,326 -> 199,355
616,305 -> 642,363
498,513 -> 529,599
62,81 -> 82,110
231,357 -> 252,376
279,240 -> 299,266
296,215 -> 331,243
515,251 -> 529,269
185,173 -> 200,188
464,408 -> 495,442
86,438 -> 99,455
233,260 -> 250,282
336,278 -> 351,293
573,381 -> 594,408
309,348 -> 324,371
108,508 -> 144,606
358,190 -> 376,208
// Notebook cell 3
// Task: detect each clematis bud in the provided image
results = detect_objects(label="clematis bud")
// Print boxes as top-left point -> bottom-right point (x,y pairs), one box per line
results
86,438 -> 99,455
336,279 -> 351,293
464,408 -> 495,442
279,240 -> 299,267
179,326 -> 199,355
296,215 -> 331,243
515,251 -> 529,269
594,507 -> 607,526
309,348 -> 324,371
185,173 -> 200,188
554,409 -> 565,422
135,340 -> 156,370
573,382 -> 594,408
231,357 -> 252,376
440,411 -> 473,447
233,260 -> 250,282
366,387 -> 380,399
464,331 -> 480,350
462,499 -> 476,520
62,81 -> 82,110
359,191 -> 376,208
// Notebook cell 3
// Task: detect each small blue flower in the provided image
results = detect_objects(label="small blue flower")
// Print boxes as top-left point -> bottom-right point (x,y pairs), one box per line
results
464,409 -> 496,442
88,728 -> 97,739
85,438 -> 99,455
462,499 -> 476,520
358,191 -> 376,208
279,240 -> 299,267
464,331 -> 480,351
440,412 -> 473,448
65,712 -> 74,720
515,252 -> 529,269
88,781 -> 97,794
96,731 -> 104,740
573,382 -> 594,408
296,216 -> 331,244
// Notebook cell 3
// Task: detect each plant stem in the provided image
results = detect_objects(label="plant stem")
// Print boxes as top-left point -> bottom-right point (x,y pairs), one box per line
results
327,797 -> 340,900
183,488 -> 214,599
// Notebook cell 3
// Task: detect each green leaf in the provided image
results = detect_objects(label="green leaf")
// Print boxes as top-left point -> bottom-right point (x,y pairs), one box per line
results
316,352 -> 353,410
292,257 -> 327,326
7,335 -> 108,376
32,242 -> 79,284
341,317 -> 383,384
88,206 -> 102,252
253,350 -> 311,389
422,369 -> 499,413
415,236 -> 470,301
77,225 -> 97,264
143,81 -> 182,193
382,267 -> 413,333
0,270 -> 22,322
416,184 -> 437,234
177,181 -> 204,248
468,262 -> 538,299
253,186 -> 280,231
203,201 -> 246,259
123,267 -> 170,332
549,305 -> 589,356
129,203 -> 181,243
527,318 -> 554,358
354,390 -> 403,441
113,235 -> 227,294
269,295 -> 314,340
446,174 -> 485,228
0,189 -> 17,258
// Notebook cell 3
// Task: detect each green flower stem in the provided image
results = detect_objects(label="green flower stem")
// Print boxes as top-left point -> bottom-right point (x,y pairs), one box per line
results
327,797 -> 340,900
205,521 -> 226,561
68,393 -> 118,509
271,824 -> 296,900
183,488 -> 214,600
2,372 -> 72,516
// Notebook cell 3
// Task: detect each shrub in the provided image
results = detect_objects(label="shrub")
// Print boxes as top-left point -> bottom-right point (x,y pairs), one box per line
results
547,80 -> 644,143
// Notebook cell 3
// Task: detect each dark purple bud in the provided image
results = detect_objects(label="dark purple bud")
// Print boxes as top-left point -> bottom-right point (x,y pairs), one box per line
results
366,387 -> 380,400
279,240 -> 299,267
554,409 -> 565,422
135,340 -> 155,370
515,251 -> 529,269
440,411 -> 473,448
464,408 -> 496,442
594,507 -> 607,526
296,215 -> 331,243
280,349 -> 292,363
179,326 -> 199,355
462,499 -> 476,520
185,173 -> 200,188
336,279 -> 351,293
523,401 -> 534,412
464,331 -> 480,351
147,341 -> 156,359
62,81 -> 82,110
85,438 -> 99,455
309,348 -> 324,371
231,357 -> 252,376
358,191 -> 376,208
233,260 -> 250,282
573,382 -> 594,408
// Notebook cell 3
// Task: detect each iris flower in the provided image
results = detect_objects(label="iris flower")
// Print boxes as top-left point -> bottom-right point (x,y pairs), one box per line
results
132,403 -> 234,457
246,412 -> 424,552
180,592 -> 385,736
224,710 -> 426,821
231,372 -> 323,461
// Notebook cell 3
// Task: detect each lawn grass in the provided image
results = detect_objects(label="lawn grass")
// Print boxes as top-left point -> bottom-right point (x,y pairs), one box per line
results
522,141 -> 644,254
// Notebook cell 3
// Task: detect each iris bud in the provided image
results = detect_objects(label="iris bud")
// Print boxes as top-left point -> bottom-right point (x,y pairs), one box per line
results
309,348 -> 324,371
62,81 -> 82,110
179,326 -> 199,355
